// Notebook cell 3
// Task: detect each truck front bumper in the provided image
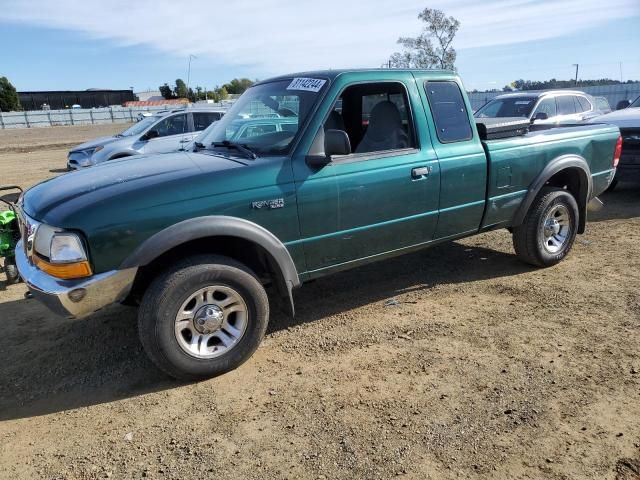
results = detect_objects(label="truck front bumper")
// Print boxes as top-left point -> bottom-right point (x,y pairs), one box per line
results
15,240 -> 137,319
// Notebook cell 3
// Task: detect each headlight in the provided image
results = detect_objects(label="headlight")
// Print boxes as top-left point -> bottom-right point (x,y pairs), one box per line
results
93,145 -> 104,154
33,224 -> 92,279
50,234 -> 87,262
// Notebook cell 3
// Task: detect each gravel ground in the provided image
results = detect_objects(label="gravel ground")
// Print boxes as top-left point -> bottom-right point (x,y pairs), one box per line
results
0,125 -> 639,480
0,123 -> 128,154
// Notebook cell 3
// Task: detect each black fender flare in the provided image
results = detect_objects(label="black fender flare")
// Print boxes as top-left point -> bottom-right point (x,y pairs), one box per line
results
512,154 -> 592,234
120,216 -> 300,312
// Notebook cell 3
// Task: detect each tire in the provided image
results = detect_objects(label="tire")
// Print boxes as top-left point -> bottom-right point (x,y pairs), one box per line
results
512,187 -> 579,268
138,255 -> 269,381
3,258 -> 20,284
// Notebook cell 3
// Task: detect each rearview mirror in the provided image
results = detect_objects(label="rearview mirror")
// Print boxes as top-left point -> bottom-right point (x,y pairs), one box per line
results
532,112 -> 548,122
143,129 -> 160,140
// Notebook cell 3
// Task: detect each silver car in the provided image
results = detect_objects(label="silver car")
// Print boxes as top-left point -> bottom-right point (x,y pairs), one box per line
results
474,90 -> 604,125
67,108 -> 225,169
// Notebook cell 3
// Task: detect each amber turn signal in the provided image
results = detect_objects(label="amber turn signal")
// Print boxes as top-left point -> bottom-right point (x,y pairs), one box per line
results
34,255 -> 92,280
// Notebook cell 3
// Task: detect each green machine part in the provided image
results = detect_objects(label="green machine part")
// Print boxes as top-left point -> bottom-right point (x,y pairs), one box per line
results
0,209 -> 17,257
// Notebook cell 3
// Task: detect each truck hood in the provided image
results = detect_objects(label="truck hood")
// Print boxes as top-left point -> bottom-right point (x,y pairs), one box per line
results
23,151 -> 247,224
69,135 -> 122,152
588,107 -> 640,128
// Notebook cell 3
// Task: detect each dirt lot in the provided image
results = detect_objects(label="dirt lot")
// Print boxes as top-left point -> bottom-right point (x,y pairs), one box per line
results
0,124 -> 639,480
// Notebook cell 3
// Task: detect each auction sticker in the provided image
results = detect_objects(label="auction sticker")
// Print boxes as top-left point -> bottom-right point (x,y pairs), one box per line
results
287,78 -> 326,92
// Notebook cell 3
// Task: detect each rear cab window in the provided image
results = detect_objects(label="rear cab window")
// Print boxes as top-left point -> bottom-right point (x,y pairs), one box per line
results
556,96 -> 577,115
576,96 -> 592,113
596,97 -> 610,111
193,112 -> 222,131
424,81 -> 473,143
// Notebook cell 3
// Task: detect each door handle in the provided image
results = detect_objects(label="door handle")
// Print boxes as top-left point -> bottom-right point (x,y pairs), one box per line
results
411,166 -> 431,179
179,139 -> 190,143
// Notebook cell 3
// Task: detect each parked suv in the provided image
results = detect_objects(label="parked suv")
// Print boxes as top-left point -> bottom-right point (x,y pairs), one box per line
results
475,91 -> 603,125
67,108 -> 225,169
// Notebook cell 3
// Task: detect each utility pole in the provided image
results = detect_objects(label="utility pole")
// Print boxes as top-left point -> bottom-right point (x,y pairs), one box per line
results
572,64 -> 579,86
186,54 -> 197,100
619,62 -> 623,82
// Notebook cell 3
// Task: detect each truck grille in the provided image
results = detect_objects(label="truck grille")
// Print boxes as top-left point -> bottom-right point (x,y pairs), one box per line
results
15,203 -> 39,264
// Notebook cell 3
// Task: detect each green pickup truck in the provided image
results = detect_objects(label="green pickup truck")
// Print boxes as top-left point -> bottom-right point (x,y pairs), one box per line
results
15,69 -> 621,380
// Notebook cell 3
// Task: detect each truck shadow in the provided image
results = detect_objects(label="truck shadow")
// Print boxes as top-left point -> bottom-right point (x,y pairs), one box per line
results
0,241 -> 531,421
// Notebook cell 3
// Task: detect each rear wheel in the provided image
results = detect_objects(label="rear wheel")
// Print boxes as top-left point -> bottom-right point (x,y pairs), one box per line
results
512,187 -> 579,267
138,255 -> 269,381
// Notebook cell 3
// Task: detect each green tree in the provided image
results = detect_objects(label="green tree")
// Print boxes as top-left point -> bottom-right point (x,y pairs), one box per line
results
159,83 -> 175,99
223,78 -> 254,95
0,76 -> 21,112
217,86 -> 229,100
389,8 -> 459,70
506,78 -> 638,91
175,78 -> 189,98
210,85 -> 230,102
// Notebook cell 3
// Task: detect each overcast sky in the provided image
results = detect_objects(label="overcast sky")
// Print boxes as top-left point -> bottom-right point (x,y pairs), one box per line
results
1,0 -> 639,91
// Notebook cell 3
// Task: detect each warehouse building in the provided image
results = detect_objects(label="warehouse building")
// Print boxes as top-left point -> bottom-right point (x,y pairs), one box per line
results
18,89 -> 136,110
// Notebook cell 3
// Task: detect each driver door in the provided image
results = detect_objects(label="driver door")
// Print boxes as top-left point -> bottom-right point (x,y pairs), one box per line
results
293,73 -> 440,273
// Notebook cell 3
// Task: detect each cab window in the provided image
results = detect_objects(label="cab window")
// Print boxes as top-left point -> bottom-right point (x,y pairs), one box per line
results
425,81 -> 473,143
533,97 -> 557,117
239,123 -> 277,139
576,96 -> 592,113
322,82 -> 417,155
193,112 -> 222,131
556,96 -> 576,115
153,114 -> 189,137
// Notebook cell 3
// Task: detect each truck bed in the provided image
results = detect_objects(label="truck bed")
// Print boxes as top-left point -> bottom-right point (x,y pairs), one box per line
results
480,123 -> 620,229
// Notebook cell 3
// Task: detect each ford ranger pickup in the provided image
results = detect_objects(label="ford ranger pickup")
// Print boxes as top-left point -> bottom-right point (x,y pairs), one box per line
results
15,69 -> 621,380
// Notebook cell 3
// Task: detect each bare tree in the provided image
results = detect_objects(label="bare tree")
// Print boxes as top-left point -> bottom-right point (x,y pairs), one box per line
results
389,8 -> 460,70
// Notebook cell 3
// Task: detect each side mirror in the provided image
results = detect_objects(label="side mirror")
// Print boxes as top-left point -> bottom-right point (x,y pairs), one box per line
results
305,129 -> 352,169
325,129 -> 351,156
616,100 -> 631,110
143,129 -> 160,140
532,112 -> 548,122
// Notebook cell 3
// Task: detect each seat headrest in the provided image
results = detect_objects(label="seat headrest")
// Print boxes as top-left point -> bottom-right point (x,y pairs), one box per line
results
366,101 -> 402,141
325,110 -> 345,131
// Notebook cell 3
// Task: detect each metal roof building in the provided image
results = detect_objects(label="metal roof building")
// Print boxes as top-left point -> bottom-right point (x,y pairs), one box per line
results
18,89 -> 136,110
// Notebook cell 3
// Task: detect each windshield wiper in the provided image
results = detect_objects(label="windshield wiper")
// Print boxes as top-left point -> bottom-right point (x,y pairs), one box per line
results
211,141 -> 257,160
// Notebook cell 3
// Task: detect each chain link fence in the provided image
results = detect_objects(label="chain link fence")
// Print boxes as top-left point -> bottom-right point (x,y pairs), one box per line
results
0,104 -> 230,129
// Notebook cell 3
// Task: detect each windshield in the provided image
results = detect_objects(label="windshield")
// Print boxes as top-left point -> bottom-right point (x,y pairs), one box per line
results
630,96 -> 640,108
119,116 -> 160,137
197,78 -> 327,155
475,96 -> 538,118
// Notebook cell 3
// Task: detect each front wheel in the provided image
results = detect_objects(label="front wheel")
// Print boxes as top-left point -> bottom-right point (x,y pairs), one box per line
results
512,187 -> 579,267
138,255 -> 269,381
